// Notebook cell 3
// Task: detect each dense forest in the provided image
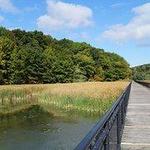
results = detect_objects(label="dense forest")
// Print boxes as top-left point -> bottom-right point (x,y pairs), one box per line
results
0,27 -> 131,84
132,64 -> 150,80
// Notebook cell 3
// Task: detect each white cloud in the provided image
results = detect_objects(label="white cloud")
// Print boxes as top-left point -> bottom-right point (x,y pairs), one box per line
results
0,0 -> 18,13
37,0 -> 93,31
102,3 -> 150,46
0,16 -> 4,22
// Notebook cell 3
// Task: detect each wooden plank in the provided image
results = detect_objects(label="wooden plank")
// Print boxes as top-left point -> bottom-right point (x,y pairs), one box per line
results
121,82 -> 150,150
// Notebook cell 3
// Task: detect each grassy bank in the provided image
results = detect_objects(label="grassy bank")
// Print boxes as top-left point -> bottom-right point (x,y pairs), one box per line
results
0,81 -> 129,116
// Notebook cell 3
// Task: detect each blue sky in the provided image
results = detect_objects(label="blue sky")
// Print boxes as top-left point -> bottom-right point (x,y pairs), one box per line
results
0,0 -> 150,66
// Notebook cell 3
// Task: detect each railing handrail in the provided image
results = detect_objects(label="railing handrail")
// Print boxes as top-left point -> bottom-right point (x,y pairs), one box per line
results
75,82 -> 131,150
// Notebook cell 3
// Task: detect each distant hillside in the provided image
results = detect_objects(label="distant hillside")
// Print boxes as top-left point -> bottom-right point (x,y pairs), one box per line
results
0,27 -> 131,84
132,64 -> 150,80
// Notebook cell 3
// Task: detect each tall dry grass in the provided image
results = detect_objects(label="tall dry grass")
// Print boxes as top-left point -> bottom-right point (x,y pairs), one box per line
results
0,81 -> 129,116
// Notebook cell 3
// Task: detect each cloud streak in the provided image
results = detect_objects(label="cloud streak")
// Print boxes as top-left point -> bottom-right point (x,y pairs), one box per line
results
111,2 -> 125,8
102,3 -> 150,46
37,0 -> 93,32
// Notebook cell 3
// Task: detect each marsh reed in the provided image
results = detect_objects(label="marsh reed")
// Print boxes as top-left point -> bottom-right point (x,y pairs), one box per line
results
0,81 -> 129,116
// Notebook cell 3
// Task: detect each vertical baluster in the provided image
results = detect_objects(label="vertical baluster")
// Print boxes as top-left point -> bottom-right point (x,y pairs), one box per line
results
104,122 -> 110,150
121,101 -> 124,125
117,109 -> 121,150
104,135 -> 109,150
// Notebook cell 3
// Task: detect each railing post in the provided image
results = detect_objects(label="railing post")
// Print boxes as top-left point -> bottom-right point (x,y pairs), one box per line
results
104,123 -> 110,150
104,137 -> 109,150
121,103 -> 124,125
117,109 -> 121,150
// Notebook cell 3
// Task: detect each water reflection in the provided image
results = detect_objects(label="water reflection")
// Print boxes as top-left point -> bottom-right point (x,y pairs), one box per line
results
0,105 -> 97,150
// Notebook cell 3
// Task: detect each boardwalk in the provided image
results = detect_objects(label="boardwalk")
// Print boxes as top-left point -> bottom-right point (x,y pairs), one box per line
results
121,82 -> 150,150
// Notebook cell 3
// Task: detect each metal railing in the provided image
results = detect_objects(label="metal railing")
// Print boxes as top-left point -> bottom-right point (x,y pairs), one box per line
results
75,83 -> 131,150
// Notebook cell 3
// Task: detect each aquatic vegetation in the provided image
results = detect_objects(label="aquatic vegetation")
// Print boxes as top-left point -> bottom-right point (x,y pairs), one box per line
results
0,81 -> 129,116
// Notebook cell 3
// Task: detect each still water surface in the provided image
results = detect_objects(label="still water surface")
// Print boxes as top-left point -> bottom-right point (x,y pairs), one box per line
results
0,106 -> 97,150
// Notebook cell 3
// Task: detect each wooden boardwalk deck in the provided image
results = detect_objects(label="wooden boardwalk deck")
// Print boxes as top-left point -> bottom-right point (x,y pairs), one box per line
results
121,82 -> 150,150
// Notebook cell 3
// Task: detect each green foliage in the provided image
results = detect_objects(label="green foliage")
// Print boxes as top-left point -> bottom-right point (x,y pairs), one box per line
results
0,36 -> 15,84
132,64 -> 150,81
0,27 -> 131,84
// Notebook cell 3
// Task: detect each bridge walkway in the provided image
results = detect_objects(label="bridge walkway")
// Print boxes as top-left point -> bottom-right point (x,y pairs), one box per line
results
121,82 -> 150,150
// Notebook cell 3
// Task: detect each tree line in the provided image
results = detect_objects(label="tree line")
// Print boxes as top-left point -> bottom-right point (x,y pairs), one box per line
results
132,64 -> 150,81
0,27 -> 131,84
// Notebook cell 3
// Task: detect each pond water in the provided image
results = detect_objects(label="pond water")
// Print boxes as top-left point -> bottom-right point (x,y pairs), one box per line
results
0,106 -> 98,150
